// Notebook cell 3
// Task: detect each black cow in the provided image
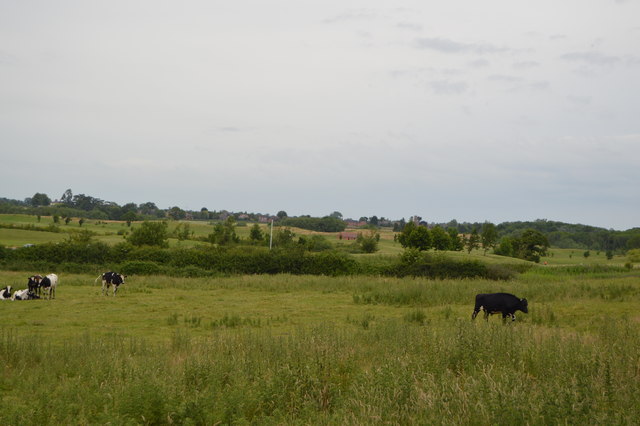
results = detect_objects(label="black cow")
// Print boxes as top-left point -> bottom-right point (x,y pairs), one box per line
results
472,293 -> 528,322
28,275 -> 43,295
96,272 -> 126,296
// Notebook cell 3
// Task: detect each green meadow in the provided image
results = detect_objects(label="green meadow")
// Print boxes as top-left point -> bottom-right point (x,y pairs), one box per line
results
1,267 -> 639,425
1,214 -> 639,424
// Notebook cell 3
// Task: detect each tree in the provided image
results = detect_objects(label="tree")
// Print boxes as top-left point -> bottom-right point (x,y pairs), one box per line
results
494,237 -> 515,257
465,228 -> 480,254
431,226 -> 451,251
357,229 -> 380,253
207,217 -> 240,246
174,223 -> 193,241
277,211 -> 288,219
121,211 -> 138,226
31,193 -> 51,207
271,227 -> 296,248
127,221 -> 169,247
447,227 -> 464,251
626,235 -> 640,250
329,211 -> 343,219
398,222 -> 432,251
517,229 -> 550,263
72,194 -> 103,211
369,215 -> 379,226
61,189 -> 73,205
167,206 -> 186,220
249,223 -> 264,242
480,222 -> 498,255
139,202 -> 160,217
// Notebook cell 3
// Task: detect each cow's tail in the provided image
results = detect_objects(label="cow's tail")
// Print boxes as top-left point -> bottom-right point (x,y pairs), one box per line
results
94,275 -> 102,285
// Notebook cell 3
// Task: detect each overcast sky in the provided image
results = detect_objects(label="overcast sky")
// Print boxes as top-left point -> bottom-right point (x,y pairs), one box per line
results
1,1 -> 639,230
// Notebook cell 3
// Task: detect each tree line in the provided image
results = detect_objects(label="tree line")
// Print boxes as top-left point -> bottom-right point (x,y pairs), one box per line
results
2,191 -> 640,253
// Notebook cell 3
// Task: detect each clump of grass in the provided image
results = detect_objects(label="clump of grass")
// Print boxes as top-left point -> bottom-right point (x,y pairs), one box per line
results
347,314 -> 375,329
166,313 -> 179,326
184,314 -> 202,328
530,304 -> 557,326
404,309 -> 427,325
209,314 -> 261,328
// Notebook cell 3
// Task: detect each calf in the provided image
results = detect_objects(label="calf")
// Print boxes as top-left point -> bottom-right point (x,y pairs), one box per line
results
0,286 -> 12,300
12,289 -> 40,300
96,272 -> 126,296
28,275 -> 43,295
40,273 -> 58,300
472,293 -> 528,322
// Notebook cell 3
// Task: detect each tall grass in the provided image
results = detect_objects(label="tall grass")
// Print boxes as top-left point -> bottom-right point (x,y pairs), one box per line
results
1,318 -> 638,425
1,269 -> 639,424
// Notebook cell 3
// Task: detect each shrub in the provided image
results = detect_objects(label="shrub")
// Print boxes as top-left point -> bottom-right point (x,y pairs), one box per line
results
303,250 -> 358,276
119,260 -> 162,275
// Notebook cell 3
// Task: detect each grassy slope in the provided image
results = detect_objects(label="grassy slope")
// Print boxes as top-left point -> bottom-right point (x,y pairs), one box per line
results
0,214 -> 632,267
1,269 -> 639,424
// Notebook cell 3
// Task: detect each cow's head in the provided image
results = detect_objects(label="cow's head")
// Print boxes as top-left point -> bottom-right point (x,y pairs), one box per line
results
520,298 -> 528,313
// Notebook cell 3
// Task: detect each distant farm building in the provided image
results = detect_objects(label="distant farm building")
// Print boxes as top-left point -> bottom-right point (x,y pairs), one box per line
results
338,232 -> 358,240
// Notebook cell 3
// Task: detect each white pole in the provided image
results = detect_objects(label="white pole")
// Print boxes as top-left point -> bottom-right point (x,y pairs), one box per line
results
269,219 -> 274,250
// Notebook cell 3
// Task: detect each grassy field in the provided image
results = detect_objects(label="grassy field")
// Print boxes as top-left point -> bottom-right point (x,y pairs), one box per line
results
1,268 -> 639,424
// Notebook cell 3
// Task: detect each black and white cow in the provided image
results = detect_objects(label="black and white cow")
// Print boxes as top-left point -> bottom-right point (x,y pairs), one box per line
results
472,293 -> 528,322
28,275 -> 43,296
12,289 -> 40,300
0,286 -> 12,300
96,272 -> 126,296
40,273 -> 58,300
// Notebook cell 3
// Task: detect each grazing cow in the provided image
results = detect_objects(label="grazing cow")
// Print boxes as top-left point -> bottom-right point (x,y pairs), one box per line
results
96,272 -> 126,296
28,275 -> 43,295
472,293 -> 528,322
0,286 -> 12,300
12,289 -> 40,300
40,273 -> 58,300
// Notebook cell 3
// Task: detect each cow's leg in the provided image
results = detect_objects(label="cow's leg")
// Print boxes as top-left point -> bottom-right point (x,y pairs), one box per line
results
483,310 -> 490,321
113,285 -> 118,296
471,306 -> 480,320
102,281 -> 107,296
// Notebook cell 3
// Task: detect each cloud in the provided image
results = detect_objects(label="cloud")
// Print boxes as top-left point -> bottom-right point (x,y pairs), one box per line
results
429,80 -> 468,95
0,49 -> 18,65
488,74 -> 523,83
413,37 -> 511,54
468,59 -> 490,68
396,22 -> 423,32
513,61 -> 540,69
561,51 -> 620,66
567,95 -> 592,105
323,9 -> 378,23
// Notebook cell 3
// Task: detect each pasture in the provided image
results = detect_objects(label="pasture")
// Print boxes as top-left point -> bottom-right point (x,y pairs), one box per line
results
1,268 -> 639,424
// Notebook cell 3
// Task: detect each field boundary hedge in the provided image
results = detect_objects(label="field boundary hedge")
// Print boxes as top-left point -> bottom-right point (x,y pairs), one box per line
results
0,242 -> 528,280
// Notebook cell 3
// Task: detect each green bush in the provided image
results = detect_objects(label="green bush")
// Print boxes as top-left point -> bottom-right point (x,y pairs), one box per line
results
303,250 -> 358,276
119,260 -> 162,275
